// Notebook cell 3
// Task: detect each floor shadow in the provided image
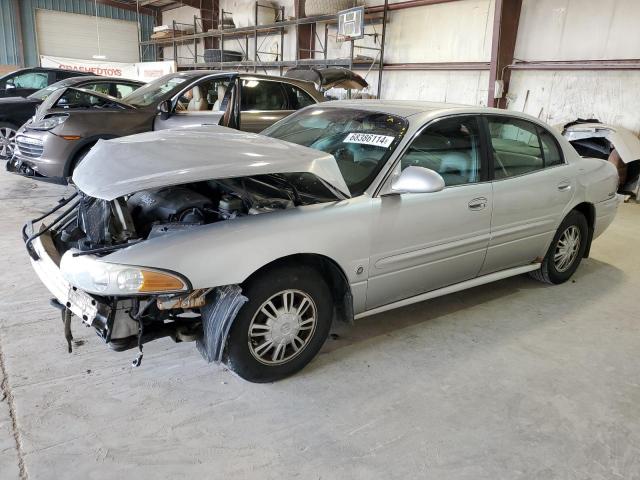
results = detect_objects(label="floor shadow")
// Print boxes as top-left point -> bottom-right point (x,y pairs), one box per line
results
319,257 -> 626,359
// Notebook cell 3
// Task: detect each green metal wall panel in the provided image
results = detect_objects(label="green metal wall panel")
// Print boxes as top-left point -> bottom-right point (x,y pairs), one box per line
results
0,0 -> 20,65
0,0 -> 155,66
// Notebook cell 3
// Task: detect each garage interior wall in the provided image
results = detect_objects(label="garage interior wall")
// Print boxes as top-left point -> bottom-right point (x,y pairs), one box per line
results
0,0 -> 156,67
508,0 -> 640,133
204,0 -> 638,135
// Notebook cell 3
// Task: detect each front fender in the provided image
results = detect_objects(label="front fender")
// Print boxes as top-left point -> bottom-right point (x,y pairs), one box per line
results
103,196 -> 373,291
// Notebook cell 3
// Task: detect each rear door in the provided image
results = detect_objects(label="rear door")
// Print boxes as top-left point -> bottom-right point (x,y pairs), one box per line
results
367,115 -> 493,309
239,78 -> 292,132
480,115 -> 573,274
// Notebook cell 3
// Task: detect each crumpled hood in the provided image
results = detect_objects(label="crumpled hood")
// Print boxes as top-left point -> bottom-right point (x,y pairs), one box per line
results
72,125 -> 351,199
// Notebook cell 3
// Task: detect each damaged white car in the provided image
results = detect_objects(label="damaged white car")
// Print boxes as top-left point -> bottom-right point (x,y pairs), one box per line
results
560,119 -> 640,197
25,102 -> 620,382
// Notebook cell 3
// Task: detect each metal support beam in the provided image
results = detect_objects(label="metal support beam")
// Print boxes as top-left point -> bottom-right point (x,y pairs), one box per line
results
487,0 -> 522,108
296,0 -> 314,61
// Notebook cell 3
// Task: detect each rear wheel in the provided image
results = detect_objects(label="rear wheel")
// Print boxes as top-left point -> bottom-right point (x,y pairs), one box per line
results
530,210 -> 589,284
0,122 -> 18,160
224,265 -> 333,383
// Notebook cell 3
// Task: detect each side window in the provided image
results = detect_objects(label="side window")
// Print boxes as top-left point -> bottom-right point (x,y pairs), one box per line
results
175,78 -> 231,113
281,83 -> 316,109
400,116 -> 482,187
10,72 -> 49,89
538,128 -> 564,167
115,83 -> 137,99
84,83 -> 112,96
488,117 -> 544,179
241,79 -> 287,111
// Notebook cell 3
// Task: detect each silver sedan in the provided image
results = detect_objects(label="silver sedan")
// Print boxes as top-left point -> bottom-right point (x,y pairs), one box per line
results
24,101 -> 620,382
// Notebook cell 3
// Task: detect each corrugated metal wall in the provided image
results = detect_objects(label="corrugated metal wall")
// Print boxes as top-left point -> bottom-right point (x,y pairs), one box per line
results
0,0 -> 155,66
0,0 -> 20,65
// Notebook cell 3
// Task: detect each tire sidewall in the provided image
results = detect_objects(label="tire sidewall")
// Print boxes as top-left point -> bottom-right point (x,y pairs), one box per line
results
545,211 -> 589,284
224,265 -> 333,383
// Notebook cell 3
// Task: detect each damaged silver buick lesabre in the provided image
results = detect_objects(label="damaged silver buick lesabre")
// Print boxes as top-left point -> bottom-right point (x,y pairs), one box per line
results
24,101 -> 621,382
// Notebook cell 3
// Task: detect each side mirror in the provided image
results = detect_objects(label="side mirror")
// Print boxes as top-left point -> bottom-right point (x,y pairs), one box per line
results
5,81 -> 15,90
158,99 -> 172,120
385,166 -> 445,195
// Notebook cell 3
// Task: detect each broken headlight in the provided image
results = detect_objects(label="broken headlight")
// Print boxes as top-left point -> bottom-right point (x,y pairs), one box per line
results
60,252 -> 189,295
29,114 -> 68,131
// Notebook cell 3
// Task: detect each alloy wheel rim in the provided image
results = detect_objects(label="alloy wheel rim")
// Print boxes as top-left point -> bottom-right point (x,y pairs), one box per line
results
554,225 -> 581,272
248,289 -> 317,365
0,127 -> 16,159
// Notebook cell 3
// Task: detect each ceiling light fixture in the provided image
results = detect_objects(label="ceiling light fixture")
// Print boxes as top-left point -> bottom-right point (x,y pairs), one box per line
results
92,0 -> 107,60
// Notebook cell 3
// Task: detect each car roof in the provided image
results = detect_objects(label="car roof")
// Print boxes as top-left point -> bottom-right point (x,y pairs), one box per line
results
175,70 -> 315,86
13,67 -> 93,75
64,76 -> 144,84
317,99 -> 551,124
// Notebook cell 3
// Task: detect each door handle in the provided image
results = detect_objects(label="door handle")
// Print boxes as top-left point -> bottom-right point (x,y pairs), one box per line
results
557,180 -> 572,191
468,197 -> 487,211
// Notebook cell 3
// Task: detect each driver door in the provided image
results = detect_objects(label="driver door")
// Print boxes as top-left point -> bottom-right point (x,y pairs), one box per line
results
366,115 -> 493,309
153,76 -> 234,131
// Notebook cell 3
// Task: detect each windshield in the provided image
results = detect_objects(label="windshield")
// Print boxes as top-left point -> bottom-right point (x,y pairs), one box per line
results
27,79 -> 75,100
122,73 -> 189,107
262,107 -> 408,196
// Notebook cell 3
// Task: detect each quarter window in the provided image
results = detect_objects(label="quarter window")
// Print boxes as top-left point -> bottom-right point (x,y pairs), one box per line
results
400,116 -> 482,186
241,80 -> 287,111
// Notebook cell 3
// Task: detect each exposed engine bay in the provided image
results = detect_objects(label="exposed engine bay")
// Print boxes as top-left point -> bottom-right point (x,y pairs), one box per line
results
27,173 -> 334,365
55,173 -> 334,254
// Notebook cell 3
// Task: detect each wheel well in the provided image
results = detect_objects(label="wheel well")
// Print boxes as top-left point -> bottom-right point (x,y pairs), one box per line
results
64,141 -> 97,177
242,254 -> 354,324
572,202 -> 595,258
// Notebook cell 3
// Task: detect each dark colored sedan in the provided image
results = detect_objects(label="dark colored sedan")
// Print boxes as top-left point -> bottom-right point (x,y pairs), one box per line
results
0,76 -> 144,159
0,67 -> 92,98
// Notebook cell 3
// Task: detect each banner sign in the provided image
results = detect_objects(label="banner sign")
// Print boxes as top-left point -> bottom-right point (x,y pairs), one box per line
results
40,55 -> 176,82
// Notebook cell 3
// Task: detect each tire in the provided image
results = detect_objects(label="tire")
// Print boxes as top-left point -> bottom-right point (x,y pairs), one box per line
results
0,122 -> 18,160
224,264 -> 333,383
67,144 -> 94,177
530,210 -> 589,284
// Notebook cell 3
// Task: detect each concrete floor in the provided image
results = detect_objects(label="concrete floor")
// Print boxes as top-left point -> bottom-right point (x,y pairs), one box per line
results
0,171 -> 639,480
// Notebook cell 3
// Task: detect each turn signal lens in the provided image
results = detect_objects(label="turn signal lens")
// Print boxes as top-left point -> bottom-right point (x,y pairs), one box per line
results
139,270 -> 186,292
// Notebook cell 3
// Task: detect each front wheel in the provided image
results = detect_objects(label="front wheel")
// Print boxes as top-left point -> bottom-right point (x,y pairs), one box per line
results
530,210 -> 589,284
224,265 -> 333,383
0,122 -> 17,160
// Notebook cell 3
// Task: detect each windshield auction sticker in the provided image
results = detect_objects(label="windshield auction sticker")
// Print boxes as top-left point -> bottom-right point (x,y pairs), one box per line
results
343,133 -> 395,148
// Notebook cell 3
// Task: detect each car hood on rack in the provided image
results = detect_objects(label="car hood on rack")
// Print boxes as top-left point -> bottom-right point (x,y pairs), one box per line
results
72,125 -> 351,200
561,121 -> 640,164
